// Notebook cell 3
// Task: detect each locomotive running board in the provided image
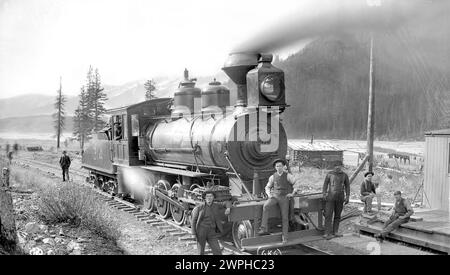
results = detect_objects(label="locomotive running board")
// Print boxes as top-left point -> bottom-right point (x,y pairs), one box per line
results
139,165 -> 210,177
240,229 -> 324,251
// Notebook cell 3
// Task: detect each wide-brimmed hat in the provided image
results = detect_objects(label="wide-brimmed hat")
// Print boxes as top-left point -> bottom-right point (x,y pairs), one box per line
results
202,190 -> 216,199
364,171 -> 374,177
272,159 -> 287,167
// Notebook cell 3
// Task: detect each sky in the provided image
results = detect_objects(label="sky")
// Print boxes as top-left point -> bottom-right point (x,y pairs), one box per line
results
0,0 -> 306,98
1,0 -> 440,99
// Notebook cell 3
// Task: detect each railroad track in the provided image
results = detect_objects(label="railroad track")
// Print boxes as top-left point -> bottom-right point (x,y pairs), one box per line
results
11,156 -> 331,255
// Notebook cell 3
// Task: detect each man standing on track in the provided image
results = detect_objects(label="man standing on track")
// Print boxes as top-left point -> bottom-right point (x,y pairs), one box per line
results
322,164 -> 350,240
191,190 -> 232,255
59,150 -> 71,182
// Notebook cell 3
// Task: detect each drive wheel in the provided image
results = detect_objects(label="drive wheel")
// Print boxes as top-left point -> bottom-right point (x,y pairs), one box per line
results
170,184 -> 186,225
156,180 -> 171,218
143,185 -> 156,212
232,220 -> 254,251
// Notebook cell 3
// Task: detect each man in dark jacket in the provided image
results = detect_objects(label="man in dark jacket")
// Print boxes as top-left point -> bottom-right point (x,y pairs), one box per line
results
374,191 -> 413,242
322,164 -> 350,240
191,190 -> 232,255
360,171 -> 376,213
59,151 -> 71,182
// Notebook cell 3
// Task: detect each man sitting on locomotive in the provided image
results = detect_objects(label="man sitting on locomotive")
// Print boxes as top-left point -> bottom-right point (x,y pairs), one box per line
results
257,159 -> 300,244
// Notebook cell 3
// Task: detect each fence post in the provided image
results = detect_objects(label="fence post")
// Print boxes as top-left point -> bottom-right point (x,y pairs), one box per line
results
1,167 -> 17,253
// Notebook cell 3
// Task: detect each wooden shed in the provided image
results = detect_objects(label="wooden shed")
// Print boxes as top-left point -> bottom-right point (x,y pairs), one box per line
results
424,129 -> 450,211
287,140 -> 343,169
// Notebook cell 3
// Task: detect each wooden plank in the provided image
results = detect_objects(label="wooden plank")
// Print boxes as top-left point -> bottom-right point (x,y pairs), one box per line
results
357,223 -> 450,254
241,229 -> 323,251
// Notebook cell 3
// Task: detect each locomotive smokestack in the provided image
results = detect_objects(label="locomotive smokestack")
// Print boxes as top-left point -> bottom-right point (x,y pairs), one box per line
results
222,53 -> 259,107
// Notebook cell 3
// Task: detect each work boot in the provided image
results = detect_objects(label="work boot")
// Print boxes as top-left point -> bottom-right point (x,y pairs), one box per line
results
374,233 -> 383,243
323,234 -> 333,240
257,229 -> 270,236
333,233 -> 343,238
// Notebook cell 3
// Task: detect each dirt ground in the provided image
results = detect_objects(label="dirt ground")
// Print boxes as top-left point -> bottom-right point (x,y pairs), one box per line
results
5,156 -> 199,255
1,137 -> 427,255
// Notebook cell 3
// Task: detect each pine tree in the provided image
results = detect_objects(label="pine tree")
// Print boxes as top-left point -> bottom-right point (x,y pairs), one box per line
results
144,79 -> 157,100
53,76 -> 66,149
73,86 -> 92,150
88,68 -> 108,131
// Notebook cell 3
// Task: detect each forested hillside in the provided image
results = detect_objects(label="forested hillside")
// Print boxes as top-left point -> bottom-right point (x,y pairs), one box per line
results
275,17 -> 449,140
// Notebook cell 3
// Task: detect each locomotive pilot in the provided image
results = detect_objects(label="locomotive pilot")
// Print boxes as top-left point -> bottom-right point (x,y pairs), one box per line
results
191,190 -> 232,255
258,159 -> 300,244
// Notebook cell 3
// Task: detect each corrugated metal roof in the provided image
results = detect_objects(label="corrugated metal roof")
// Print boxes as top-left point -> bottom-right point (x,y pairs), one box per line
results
288,140 -> 343,151
425,129 -> 450,136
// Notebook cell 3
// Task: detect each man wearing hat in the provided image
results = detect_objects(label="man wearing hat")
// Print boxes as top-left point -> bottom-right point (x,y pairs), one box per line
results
322,164 -> 350,240
360,171 -> 377,213
59,150 -> 71,182
191,190 -> 232,255
257,159 -> 300,244
374,191 -> 413,242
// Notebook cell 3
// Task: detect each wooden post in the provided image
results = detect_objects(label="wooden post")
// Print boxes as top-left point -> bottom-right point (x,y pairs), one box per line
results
57,76 -> 62,149
349,155 -> 370,184
367,34 -> 375,173
0,167 -> 17,253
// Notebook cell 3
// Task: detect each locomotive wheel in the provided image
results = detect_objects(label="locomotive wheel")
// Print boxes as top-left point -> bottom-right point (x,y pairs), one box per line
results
156,180 -> 171,218
143,188 -> 156,212
232,220 -> 254,251
170,184 -> 186,225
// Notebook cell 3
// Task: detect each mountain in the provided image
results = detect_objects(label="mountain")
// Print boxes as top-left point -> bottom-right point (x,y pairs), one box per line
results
0,115 -> 74,133
0,94 -> 78,119
0,72 -> 229,120
0,71 -> 229,134
276,19 -> 450,140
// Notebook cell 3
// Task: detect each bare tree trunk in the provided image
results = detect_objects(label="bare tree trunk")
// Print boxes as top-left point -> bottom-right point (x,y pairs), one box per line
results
0,168 -> 17,254
57,77 -> 62,149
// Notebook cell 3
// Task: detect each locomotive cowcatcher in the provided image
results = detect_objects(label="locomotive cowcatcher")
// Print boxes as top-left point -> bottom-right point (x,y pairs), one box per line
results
82,52 -> 325,250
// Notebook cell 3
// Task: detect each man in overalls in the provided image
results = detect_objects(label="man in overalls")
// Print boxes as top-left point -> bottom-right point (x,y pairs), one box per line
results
322,164 -> 350,240
374,191 -> 413,242
257,159 -> 300,244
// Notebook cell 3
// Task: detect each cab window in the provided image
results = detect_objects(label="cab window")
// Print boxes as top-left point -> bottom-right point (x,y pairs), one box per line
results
131,114 -> 139,137
113,115 -> 123,140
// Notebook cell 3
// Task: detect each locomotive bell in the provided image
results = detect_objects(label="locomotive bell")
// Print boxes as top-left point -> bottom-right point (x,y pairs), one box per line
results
171,69 -> 201,118
201,79 -> 230,115
246,54 -> 286,108
222,53 -> 259,107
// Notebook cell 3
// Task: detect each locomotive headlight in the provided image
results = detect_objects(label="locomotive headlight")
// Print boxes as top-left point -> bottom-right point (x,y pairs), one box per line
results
260,76 -> 281,101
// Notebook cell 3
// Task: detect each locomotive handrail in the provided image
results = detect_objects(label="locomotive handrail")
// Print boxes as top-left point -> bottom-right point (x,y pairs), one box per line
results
149,147 -> 196,153
224,151 -> 254,200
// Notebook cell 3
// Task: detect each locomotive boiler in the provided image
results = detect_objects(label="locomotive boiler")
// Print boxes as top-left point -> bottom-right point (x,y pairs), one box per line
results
82,52 -> 325,250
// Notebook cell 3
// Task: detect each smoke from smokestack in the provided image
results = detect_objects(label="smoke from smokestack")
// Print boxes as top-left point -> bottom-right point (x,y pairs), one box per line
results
232,0 -> 448,54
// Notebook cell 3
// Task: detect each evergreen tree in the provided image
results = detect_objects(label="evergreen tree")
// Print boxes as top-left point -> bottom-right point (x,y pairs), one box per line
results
53,76 -> 66,149
144,79 -> 157,100
73,86 -> 92,150
88,68 -> 108,131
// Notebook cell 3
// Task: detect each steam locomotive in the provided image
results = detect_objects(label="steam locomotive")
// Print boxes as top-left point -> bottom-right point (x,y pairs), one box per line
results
82,53 -> 324,250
